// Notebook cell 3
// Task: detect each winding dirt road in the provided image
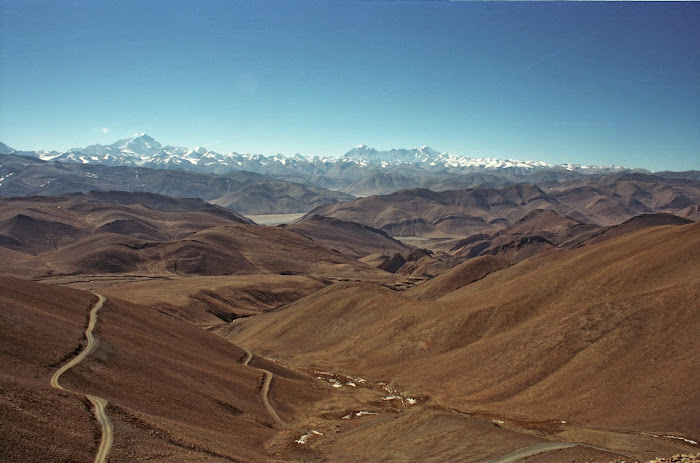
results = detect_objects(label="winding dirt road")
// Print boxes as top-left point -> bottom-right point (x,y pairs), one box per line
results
241,349 -> 253,366
50,294 -> 113,463
86,394 -> 113,463
240,348 -> 285,426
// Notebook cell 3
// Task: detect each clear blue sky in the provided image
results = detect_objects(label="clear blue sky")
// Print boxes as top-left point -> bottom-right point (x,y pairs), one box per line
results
1,0 -> 698,171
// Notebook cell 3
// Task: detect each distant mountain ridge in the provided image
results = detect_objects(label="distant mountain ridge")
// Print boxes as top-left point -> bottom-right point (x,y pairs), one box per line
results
2,135 -> 639,178
304,173 -> 700,237
0,151 -> 355,214
5,136 -> 696,198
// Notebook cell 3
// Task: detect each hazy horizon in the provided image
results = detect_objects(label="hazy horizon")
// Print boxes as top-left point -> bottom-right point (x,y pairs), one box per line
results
1,0 -> 698,172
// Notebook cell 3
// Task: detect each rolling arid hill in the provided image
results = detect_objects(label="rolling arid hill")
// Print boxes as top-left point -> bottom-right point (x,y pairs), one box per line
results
0,275 -> 639,463
282,215 -> 410,258
228,222 -> 700,460
439,210 -> 694,262
0,192 -> 387,280
303,173 -> 700,238
1,185 -> 698,461
0,276 -> 345,462
440,209 -> 596,261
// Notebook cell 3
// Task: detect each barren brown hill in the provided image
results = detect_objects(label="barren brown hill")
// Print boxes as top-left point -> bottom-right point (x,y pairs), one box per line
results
579,213 -> 694,247
0,278 -> 100,462
444,210 -> 695,263
408,255 -> 512,300
304,175 -> 700,238
0,192 -> 249,253
678,204 -> 700,221
305,184 -> 561,238
2,276 -> 602,463
210,181 -> 355,214
443,209 -> 600,261
493,208 -> 596,240
0,192 -> 386,279
229,222 -> 700,459
90,274 -> 331,327
0,276 -> 351,462
3,277 -> 332,462
543,173 -> 700,225
364,248 -> 461,279
0,213 -> 87,253
282,215 -> 410,258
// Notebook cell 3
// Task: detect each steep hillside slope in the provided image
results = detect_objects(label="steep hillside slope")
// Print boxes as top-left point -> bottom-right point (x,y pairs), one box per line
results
0,277 -> 315,462
0,279 -> 99,462
229,223 -> 700,449
407,255 -> 513,300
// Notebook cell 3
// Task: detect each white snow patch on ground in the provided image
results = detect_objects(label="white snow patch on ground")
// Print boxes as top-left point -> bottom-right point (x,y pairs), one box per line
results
643,433 -> 698,445
664,435 -> 698,445
0,172 -> 14,186
380,385 -> 418,407
342,411 -> 379,420
314,371 -> 362,388
295,430 -> 323,444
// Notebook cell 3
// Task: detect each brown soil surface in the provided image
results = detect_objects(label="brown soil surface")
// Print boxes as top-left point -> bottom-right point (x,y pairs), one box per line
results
0,277 -> 332,461
0,193 -> 387,280
0,277 -> 98,462
282,215 -> 409,258
3,191 -> 698,462
305,175 -> 699,238
229,223 -> 700,460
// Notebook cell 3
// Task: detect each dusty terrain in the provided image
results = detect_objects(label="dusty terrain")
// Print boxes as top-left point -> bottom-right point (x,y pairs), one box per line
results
229,222 -> 700,461
0,192 -> 388,279
282,215 -> 410,258
0,276 -> 337,462
305,174 -> 700,238
1,188 -> 697,462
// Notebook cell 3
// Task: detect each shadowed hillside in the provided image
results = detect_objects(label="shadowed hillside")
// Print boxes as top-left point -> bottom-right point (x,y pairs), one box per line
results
0,192 -> 386,279
283,215 -> 410,258
303,174 -> 699,238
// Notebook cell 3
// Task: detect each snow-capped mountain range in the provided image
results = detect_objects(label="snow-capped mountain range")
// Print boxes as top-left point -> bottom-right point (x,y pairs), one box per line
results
1,134 -> 631,177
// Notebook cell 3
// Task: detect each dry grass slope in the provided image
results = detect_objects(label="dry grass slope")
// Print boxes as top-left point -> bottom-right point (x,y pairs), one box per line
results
230,223 -> 700,444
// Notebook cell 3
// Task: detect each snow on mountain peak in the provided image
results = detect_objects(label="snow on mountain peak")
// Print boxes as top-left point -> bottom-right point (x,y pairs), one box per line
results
7,136 -> 635,180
